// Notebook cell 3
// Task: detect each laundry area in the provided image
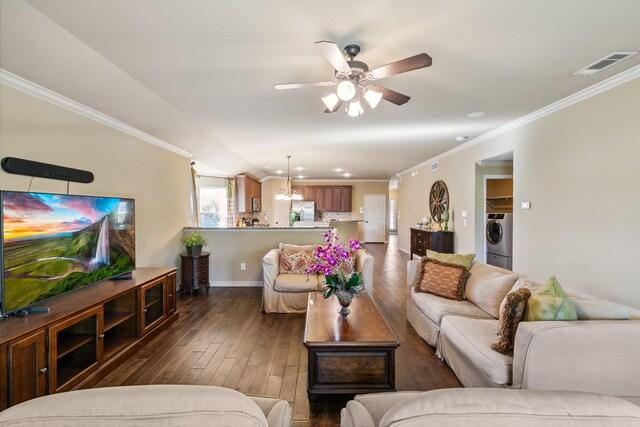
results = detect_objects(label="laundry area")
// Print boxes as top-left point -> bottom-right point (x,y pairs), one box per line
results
485,178 -> 513,270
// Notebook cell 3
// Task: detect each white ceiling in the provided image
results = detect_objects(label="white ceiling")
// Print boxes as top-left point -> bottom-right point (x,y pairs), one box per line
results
2,0 -> 640,179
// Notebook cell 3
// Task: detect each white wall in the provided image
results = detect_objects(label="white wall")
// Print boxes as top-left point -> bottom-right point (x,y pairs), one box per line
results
398,77 -> 640,308
0,85 -> 192,270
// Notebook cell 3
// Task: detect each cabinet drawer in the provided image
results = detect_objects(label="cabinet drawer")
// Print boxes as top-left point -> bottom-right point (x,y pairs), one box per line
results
193,266 -> 208,277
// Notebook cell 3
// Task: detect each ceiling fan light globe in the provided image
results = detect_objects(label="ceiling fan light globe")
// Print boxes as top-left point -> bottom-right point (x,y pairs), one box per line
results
364,89 -> 383,109
346,99 -> 364,117
336,80 -> 356,101
321,93 -> 340,110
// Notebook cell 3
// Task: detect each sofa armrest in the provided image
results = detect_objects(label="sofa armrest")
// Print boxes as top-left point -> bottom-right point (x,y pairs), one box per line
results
512,320 -> 640,402
340,401 -> 374,427
407,260 -> 421,289
263,249 -> 280,290
356,249 -> 374,294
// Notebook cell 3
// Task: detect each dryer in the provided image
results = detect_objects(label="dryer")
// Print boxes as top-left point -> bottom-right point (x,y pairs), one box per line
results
486,213 -> 513,270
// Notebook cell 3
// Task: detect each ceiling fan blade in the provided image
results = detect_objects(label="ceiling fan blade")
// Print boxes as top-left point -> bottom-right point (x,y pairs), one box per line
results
324,100 -> 343,113
367,84 -> 411,105
274,81 -> 336,90
369,53 -> 432,80
315,41 -> 352,74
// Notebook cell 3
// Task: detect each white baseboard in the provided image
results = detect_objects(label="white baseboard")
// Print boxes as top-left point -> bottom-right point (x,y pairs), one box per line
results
209,281 -> 263,288
398,247 -> 410,255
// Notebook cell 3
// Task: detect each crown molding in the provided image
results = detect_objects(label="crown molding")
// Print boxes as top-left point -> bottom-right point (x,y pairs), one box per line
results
0,69 -> 192,158
398,64 -> 640,176
260,175 -> 287,182
292,178 -> 390,183
477,160 -> 513,167
260,176 -> 389,183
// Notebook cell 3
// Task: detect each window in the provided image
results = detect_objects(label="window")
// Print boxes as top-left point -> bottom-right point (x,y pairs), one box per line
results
199,186 -> 228,227
389,199 -> 397,231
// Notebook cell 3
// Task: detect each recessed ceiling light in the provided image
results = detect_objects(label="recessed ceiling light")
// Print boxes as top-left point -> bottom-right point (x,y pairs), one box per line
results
456,136 -> 469,142
264,166 -> 271,169
275,170 -> 283,174
343,173 -> 351,178
296,167 -> 304,171
298,175 -> 304,179
335,168 -> 343,172
467,111 -> 486,118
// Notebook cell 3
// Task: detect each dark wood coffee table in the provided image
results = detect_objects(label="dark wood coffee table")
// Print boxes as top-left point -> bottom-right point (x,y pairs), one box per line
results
303,292 -> 400,396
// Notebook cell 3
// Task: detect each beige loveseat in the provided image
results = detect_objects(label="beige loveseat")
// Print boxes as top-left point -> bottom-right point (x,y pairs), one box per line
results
341,388 -> 640,427
407,259 -> 640,403
0,385 -> 291,427
262,244 -> 374,313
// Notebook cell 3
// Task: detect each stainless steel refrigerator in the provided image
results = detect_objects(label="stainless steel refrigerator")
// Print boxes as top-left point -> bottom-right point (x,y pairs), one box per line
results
291,200 -> 315,222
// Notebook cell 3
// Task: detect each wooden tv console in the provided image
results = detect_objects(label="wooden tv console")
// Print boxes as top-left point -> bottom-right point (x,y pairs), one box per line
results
0,267 -> 178,410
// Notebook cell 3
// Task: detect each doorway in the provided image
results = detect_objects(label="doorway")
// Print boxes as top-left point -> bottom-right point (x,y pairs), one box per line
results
364,194 -> 386,243
475,152 -> 514,268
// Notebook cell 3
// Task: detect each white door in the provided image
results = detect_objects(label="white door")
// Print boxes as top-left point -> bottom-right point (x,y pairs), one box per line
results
273,200 -> 290,227
364,194 -> 386,242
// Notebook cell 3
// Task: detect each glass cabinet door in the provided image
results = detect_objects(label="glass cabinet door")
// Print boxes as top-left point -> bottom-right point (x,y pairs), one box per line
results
140,278 -> 166,335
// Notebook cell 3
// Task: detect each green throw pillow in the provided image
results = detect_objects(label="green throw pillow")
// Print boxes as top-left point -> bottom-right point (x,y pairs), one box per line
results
525,276 -> 578,321
426,250 -> 475,269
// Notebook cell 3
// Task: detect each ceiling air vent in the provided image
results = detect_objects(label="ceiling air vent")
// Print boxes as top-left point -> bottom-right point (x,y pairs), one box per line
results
572,52 -> 638,76
431,162 -> 439,171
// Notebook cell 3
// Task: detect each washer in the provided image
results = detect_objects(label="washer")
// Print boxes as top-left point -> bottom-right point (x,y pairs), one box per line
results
486,213 -> 513,270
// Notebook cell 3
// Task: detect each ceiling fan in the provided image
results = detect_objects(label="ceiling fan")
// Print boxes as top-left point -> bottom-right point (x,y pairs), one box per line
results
274,41 -> 432,117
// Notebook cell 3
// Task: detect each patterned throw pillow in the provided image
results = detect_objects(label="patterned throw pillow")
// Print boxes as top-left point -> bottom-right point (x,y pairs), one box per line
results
279,248 -> 315,275
426,250 -> 475,269
415,258 -> 468,301
525,276 -> 578,321
339,252 -> 357,277
492,288 -> 531,354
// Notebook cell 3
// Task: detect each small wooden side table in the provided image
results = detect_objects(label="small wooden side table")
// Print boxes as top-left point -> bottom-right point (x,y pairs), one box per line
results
179,252 -> 210,294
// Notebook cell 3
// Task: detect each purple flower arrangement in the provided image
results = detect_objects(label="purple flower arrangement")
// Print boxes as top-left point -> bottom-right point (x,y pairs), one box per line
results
307,229 -> 364,299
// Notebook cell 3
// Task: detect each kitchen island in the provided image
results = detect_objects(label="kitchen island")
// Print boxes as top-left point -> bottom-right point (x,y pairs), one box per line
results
183,225 -> 329,288
182,221 -> 364,289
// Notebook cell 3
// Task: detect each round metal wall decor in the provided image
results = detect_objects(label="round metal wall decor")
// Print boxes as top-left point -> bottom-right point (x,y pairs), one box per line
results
429,180 -> 449,223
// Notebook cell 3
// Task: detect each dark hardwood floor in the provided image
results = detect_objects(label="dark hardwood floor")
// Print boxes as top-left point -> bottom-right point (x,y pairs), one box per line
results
95,236 -> 461,426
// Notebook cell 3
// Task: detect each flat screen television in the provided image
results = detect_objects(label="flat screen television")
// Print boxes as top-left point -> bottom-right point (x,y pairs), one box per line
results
1,191 -> 135,316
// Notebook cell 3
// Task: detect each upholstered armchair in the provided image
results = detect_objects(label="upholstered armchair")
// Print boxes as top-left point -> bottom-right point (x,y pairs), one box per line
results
262,243 -> 374,313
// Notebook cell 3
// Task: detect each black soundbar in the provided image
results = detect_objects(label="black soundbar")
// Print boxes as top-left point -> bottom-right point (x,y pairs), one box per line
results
1,157 -> 94,183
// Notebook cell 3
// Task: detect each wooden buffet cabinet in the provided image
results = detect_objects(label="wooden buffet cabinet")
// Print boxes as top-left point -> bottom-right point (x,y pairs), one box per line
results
410,228 -> 454,258
291,186 -> 352,212
0,268 -> 178,410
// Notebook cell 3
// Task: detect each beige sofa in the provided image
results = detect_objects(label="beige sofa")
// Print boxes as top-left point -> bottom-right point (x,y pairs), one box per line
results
406,259 -> 640,404
341,388 -> 640,427
0,385 -> 291,427
262,244 -> 374,313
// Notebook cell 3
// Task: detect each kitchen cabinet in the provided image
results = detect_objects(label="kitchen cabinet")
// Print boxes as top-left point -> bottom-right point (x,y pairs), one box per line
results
235,175 -> 262,213
292,186 -> 352,212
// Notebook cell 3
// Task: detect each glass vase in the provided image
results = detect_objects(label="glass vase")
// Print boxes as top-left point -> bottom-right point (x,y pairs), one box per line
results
335,290 -> 353,315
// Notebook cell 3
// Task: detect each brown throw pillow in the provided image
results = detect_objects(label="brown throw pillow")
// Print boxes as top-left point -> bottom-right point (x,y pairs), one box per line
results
491,288 -> 532,354
279,248 -> 315,274
415,258 -> 468,301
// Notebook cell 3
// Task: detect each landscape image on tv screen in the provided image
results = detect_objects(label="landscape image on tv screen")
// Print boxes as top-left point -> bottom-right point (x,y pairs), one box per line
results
2,191 -> 135,314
